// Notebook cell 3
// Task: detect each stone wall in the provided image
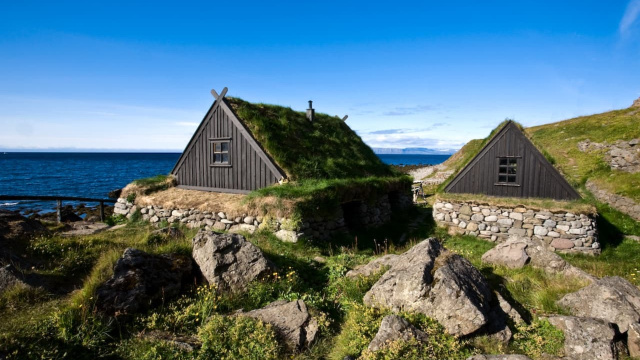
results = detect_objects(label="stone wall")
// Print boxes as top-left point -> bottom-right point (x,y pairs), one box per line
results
433,200 -> 600,255
114,192 -> 410,242
586,180 -> 640,221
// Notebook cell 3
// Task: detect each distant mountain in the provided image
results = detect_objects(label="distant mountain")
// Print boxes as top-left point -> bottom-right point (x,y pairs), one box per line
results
372,147 -> 456,155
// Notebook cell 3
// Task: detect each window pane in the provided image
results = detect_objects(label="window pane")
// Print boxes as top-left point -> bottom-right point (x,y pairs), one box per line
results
499,175 -> 507,182
509,158 -> 517,165
507,167 -> 517,174
214,143 -> 221,152
221,154 -> 229,163
221,142 -> 229,152
499,158 -> 507,165
215,154 -> 221,163
508,175 -> 516,183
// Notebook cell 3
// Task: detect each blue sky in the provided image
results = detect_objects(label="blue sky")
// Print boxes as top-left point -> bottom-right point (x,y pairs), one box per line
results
1,1 -> 639,152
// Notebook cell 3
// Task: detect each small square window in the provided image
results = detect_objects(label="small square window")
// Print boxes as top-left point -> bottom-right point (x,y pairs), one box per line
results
497,157 -> 517,184
212,141 -> 230,165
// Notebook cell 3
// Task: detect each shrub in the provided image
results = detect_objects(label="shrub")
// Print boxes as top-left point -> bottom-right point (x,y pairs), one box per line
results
198,315 -> 281,360
105,214 -> 127,226
126,192 -> 137,203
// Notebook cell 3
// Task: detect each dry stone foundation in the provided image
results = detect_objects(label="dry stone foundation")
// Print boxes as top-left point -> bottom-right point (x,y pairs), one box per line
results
433,201 -> 599,255
114,192 -> 410,242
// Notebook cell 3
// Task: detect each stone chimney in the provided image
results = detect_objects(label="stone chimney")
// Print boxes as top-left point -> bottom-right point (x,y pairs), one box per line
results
306,100 -> 315,122
632,97 -> 640,108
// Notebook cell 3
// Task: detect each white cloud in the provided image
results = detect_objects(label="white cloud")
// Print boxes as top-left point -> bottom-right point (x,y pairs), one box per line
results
620,0 -> 640,35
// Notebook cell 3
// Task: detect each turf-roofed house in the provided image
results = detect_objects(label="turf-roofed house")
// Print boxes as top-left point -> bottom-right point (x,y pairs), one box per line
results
433,120 -> 600,255
115,87 -> 412,241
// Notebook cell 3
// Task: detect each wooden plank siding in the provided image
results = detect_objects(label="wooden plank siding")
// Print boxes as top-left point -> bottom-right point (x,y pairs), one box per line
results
444,121 -> 580,200
171,98 -> 285,193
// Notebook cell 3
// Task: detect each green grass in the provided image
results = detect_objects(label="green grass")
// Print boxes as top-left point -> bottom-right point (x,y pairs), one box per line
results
1,202 -> 638,359
527,107 -> 640,201
228,97 -> 394,181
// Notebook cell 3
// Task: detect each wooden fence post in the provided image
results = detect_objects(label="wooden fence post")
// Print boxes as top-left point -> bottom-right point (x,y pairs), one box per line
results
100,201 -> 105,221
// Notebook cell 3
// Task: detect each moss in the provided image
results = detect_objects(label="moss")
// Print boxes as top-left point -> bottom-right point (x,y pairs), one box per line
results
227,97 -> 394,181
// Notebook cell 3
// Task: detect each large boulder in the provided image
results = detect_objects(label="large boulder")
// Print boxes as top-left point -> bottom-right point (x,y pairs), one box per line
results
482,236 -> 595,283
345,254 -> 400,278
364,238 -> 493,336
367,315 -> 429,352
95,248 -> 193,315
557,276 -> 640,333
191,231 -> 274,292
481,238 -> 530,269
241,300 -> 318,351
548,315 -> 619,360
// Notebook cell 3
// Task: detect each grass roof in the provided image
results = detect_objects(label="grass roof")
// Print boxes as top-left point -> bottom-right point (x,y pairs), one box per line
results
226,97 -> 394,181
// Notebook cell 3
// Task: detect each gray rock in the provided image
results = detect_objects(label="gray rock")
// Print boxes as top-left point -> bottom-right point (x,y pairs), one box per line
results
481,238 -> 530,269
95,248 -> 192,315
485,215 -> 498,222
242,300 -> 318,351
550,238 -> 574,249
212,221 -> 227,231
0,265 -> 29,294
495,292 -> 524,325
533,226 -> 548,236
228,224 -> 257,235
460,205 -> 472,216
557,276 -> 640,333
275,229 -> 299,243
367,315 -> 429,352
629,322 -> 640,358
548,315 -> 619,360
511,236 -> 595,283
243,216 -> 255,225
364,239 -> 493,336
509,212 -> 523,221
191,231 -> 274,292
467,355 -> 532,360
345,254 -> 400,278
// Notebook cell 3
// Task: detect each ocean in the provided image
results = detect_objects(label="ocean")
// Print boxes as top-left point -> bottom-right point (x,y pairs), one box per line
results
0,152 -> 449,212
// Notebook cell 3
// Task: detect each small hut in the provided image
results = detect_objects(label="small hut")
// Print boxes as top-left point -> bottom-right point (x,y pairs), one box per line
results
171,87 -> 394,194
444,120 -> 580,200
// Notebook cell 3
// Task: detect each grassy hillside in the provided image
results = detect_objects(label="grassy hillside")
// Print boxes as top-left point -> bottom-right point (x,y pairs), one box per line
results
527,107 -> 640,202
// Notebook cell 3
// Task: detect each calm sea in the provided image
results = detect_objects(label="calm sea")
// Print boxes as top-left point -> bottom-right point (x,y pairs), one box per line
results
0,152 -> 448,211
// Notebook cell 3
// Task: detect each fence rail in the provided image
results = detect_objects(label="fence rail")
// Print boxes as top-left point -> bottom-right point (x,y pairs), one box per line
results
0,195 -> 117,222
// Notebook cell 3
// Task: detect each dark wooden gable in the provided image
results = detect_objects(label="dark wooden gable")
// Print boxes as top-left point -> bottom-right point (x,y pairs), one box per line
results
444,121 -> 580,200
171,91 -> 285,194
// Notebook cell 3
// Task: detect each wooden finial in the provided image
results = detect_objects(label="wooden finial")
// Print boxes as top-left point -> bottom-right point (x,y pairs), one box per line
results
342,115 -> 348,121
210,87 -> 228,101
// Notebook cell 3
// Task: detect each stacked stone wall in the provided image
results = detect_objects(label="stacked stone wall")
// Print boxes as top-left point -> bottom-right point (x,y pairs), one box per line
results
433,200 -> 599,255
114,192 -> 410,242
